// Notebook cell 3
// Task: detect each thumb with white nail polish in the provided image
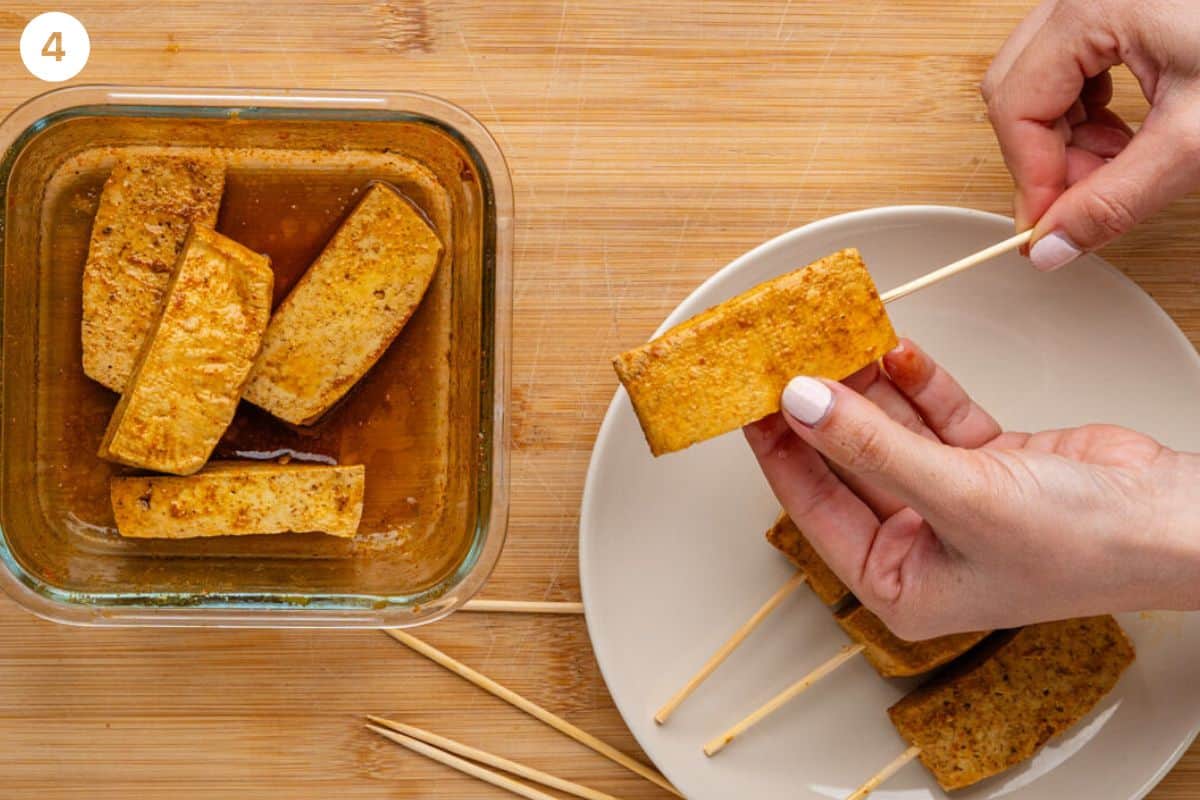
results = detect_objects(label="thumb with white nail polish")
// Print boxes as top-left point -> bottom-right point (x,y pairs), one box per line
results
781,376 -> 834,426
1029,231 -> 1081,271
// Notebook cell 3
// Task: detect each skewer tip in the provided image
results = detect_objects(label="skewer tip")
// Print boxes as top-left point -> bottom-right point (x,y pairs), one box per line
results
702,734 -> 731,758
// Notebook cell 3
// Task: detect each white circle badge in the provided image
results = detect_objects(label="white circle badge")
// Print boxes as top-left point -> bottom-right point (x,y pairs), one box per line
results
20,12 -> 90,82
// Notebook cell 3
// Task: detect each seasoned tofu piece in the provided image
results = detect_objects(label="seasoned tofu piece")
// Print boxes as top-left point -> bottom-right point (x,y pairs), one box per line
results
110,462 -> 365,538
98,226 -> 273,475
243,182 -> 443,425
613,248 -> 897,455
835,604 -> 988,678
81,153 -> 225,392
765,513 -> 849,606
888,616 -> 1135,790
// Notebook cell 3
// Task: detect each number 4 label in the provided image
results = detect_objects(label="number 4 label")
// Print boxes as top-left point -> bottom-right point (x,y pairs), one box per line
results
20,12 -> 89,82
42,31 -> 65,62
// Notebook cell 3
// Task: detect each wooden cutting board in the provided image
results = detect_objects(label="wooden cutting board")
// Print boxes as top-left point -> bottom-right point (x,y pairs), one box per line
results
0,2 -> 1196,797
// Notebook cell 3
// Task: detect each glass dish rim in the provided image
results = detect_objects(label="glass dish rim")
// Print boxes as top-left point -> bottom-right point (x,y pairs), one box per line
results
0,84 -> 513,628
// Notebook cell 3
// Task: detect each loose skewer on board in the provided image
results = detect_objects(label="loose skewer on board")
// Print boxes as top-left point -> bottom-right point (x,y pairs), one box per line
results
461,599 -> 585,614
365,723 -> 561,800
383,628 -> 682,797
655,571 -> 808,724
367,717 -> 620,800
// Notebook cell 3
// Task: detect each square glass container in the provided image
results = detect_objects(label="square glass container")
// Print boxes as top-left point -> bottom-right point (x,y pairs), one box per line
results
0,86 -> 512,627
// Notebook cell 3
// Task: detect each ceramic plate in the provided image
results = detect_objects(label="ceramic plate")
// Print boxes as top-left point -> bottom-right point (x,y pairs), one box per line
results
580,206 -> 1200,800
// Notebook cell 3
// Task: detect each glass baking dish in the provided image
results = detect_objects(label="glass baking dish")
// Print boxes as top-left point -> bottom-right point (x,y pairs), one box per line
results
0,86 -> 512,627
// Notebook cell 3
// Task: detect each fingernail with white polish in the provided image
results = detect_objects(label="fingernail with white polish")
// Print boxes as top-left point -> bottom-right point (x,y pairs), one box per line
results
1029,231 -> 1081,271
782,377 -> 834,426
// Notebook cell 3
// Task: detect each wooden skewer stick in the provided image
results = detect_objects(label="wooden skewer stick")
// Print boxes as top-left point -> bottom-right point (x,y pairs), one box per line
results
383,628 -> 682,798
366,723 -> 558,800
367,716 -> 619,800
655,571 -> 808,725
703,641 -> 867,757
879,230 -> 1033,305
846,745 -> 923,800
462,599 -> 585,615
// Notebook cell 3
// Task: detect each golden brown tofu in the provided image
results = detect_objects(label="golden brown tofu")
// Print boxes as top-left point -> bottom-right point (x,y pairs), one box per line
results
98,226 -> 273,475
110,462 -> 365,538
81,153 -> 225,392
765,513 -> 849,606
888,616 -> 1135,791
835,604 -> 988,678
613,249 -> 897,455
242,182 -> 443,425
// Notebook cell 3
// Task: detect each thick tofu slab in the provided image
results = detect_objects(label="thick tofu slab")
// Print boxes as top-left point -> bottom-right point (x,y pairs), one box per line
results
243,183 -> 443,425
888,616 -> 1134,790
111,462 -> 365,538
98,226 -> 273,475
835,604 -> 988,678
765,513 -> 849,606
81,153 -> 225,392
613,249 -> 897,455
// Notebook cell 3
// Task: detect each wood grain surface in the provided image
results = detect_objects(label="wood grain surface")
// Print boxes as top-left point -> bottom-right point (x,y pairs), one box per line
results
0,1 -> 1197,798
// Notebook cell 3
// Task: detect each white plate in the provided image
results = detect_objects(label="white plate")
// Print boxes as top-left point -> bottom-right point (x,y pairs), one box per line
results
580,206 -> 1200,800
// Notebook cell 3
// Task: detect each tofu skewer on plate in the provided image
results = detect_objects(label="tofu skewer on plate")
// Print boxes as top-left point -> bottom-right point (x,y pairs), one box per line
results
848,615 -> 1135,798
657,514 -> 987,731
702,515 -> 987,755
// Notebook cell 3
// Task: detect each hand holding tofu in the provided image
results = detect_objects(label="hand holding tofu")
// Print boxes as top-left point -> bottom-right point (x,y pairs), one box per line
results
748,337 -> 1200,638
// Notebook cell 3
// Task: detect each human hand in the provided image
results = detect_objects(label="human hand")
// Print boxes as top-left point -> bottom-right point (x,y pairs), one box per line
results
981,0 -> 1200,270
744,339 -> 1200,639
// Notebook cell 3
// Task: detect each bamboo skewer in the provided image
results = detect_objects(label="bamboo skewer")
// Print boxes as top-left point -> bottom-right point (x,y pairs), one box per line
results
365,723 -> 559,800
383,628 -> 682,798
462,599 -> 585,615
879,229 -> 1033,304
703,642 -> 867,757
655,571 -> 808,725
846,745 -> 922,800
367,716 -> 620,800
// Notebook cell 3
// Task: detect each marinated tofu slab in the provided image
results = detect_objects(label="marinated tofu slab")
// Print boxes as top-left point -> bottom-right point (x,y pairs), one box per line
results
243,182 -> 444,425
81,153 -> 225,392
765,513 -> 850,605
111,462 -> 365,538
888,616 -> 1135,791
835,604 -> 988,678
613,249 -> 897,455
98,226 -> 273,475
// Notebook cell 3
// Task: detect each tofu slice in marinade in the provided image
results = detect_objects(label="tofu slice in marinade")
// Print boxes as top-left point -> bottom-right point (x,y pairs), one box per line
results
82,153 -> 225,392
110,462 -> 365,538
98,226 -> 272,475
243,182 -> 443,425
